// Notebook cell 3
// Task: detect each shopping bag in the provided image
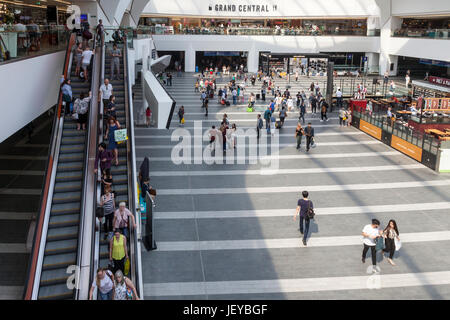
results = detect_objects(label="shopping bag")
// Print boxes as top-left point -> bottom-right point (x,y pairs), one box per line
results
72,113 -> 79,120
375,237 -> 384,251
394,238 -> 402,251
124,257 -> 130,276
114,128 -> 128,142
310,138 -> 316,148
181,117 -> 185,124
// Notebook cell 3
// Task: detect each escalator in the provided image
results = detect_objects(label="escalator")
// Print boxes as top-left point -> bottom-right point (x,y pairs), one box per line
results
95,38 -> 143,298
24,34 -> 99,300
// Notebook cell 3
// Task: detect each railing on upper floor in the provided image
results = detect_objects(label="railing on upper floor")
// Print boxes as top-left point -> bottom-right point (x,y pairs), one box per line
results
0,26 -> 70,65
392,28 -> 450,40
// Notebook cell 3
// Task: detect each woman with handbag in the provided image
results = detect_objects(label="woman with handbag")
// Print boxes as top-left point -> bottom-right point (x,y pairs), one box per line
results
113,270 -> 140,300
100,184 -> 115,240
105,116 -> 120,166
382,220 -> 400,266
109,229 -> 128,275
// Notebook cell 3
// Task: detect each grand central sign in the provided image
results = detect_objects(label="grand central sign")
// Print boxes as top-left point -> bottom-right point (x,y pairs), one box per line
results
209,3 -> 278,13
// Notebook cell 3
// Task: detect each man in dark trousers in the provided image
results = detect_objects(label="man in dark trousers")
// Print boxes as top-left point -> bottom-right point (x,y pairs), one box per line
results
293,190 -> 313,246
304,122 -> 314,152
256,114 -> 263,140
299,100 -> 306,124
263,106 -> 272,132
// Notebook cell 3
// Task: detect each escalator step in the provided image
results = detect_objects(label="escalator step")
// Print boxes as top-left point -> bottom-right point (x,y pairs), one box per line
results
57,161 -> 83,172
54,181 -> 82,193
52,192 -> 81,204
50,203 -> 80,216
40,268 -> 71,286
49,214 -> 80,229
42,252 -> 76,270
44,239 -> 77,255
47,225 -> 78,241
38,283 -> 74,300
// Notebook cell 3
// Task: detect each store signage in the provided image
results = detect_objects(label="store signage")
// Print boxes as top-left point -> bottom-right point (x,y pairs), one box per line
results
441,98 -> 450,109
359,120 -> 382,140
428,76 -> 450,88
425,98 -> 450,109
391,135 -> 422,162
209,3 -> 278,13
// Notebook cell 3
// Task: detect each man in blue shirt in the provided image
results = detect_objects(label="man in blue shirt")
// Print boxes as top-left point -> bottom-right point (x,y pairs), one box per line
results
293,190 -> 313,246
269,100 -> 275,113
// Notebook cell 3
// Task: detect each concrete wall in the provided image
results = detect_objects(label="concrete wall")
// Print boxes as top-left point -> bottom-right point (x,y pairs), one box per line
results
0,51 -> 65,143
152,35 -> 381,73
391,0 -> 450,16
143,70 -> 173,129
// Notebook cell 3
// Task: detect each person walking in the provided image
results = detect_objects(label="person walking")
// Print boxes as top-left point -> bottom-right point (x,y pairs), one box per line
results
293,191 -> 314,246
256,114 -> 263,140
73,91 -> 91,130
94,142 -> 113,174
270,114 -> 276,136
304,122 -> 315,152
261,86 -> 266,102
279,106 -> 287,126
74,42 -> 83,77
178,106 -> 185,126
339,107 -> 347,126
61,79 -> 73,114
109,229 -> 128,274
113,202 -> 137,239
89,268 -> 114,300
336,88 -> 343,109
320,99 -> 329,122
81,46 -> 94,82
110,44 -> 122,80
264,106 -> 272,132
382,220 -> 400,266
204,97 -> 209,117
362,219 -> 382,271
100,184 -> 115,240
232,87 -> 237,105
105,116 -> 120,166
295,123 -> 305,150
201,90 -> 206,107
113,270 -> 140,300
299,99 -> 306,124
99,78 -> 113,111
145,107 -> 152,127
310,93 -> 317,114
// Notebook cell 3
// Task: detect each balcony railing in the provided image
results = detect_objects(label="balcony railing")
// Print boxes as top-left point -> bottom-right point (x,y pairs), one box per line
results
111,25 -> 378,37
392,28 -> 450,39
0,25 -> 70,64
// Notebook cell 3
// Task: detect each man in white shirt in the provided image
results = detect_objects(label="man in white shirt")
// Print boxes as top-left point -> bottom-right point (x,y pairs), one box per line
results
336,88 -> 343,108
99,78 -> 113,112
81,46 -> 95,82
362,219 -> 381,269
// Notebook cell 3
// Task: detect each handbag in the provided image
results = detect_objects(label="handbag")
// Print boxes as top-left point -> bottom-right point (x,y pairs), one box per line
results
394,237 -> 402,251
310,138 -> 316,148
72,112 -> 79,120
124,258 -> 130,276
181,117 -> 185,124
375,237 -> 384,251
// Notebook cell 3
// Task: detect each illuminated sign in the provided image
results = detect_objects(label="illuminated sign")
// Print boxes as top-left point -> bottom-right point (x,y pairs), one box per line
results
209,3 -> 278,13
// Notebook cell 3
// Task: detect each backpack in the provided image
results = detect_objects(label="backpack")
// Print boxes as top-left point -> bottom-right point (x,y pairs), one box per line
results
306,200 -> 315,219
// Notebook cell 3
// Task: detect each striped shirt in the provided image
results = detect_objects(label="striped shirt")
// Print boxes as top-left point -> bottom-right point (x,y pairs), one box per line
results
102,193 -> 115,215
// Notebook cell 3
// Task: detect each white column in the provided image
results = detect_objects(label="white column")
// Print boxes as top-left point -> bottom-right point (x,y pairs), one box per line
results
379,15 -> 402,76
365,52 -> 379,74
247,47 -> 259,73
185,47 -> 196,73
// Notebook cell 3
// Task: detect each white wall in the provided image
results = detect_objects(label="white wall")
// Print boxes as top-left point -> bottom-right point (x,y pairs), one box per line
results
0,51 -> 65,142
387,38 -> 450,63
391,0 -> 450,16
152,35 -> 381,72
143,71 -> 173,129
143,0 -> 381,17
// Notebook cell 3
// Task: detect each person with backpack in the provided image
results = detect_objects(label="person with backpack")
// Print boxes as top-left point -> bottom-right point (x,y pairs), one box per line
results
256,114 -> 263,140
73,91 -> 91,130
293,190 -> 314,246
100,184 -> 115,240
89,268 -> 114,300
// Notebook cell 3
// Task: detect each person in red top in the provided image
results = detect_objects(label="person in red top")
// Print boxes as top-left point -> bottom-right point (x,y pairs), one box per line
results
146,107 -> 151,127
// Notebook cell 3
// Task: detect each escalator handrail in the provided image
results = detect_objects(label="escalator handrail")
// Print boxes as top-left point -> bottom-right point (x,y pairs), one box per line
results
74,35 -> 100,300
90,32 -> 105,300
124,35 -> 144,299
23,32 -> 77,300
